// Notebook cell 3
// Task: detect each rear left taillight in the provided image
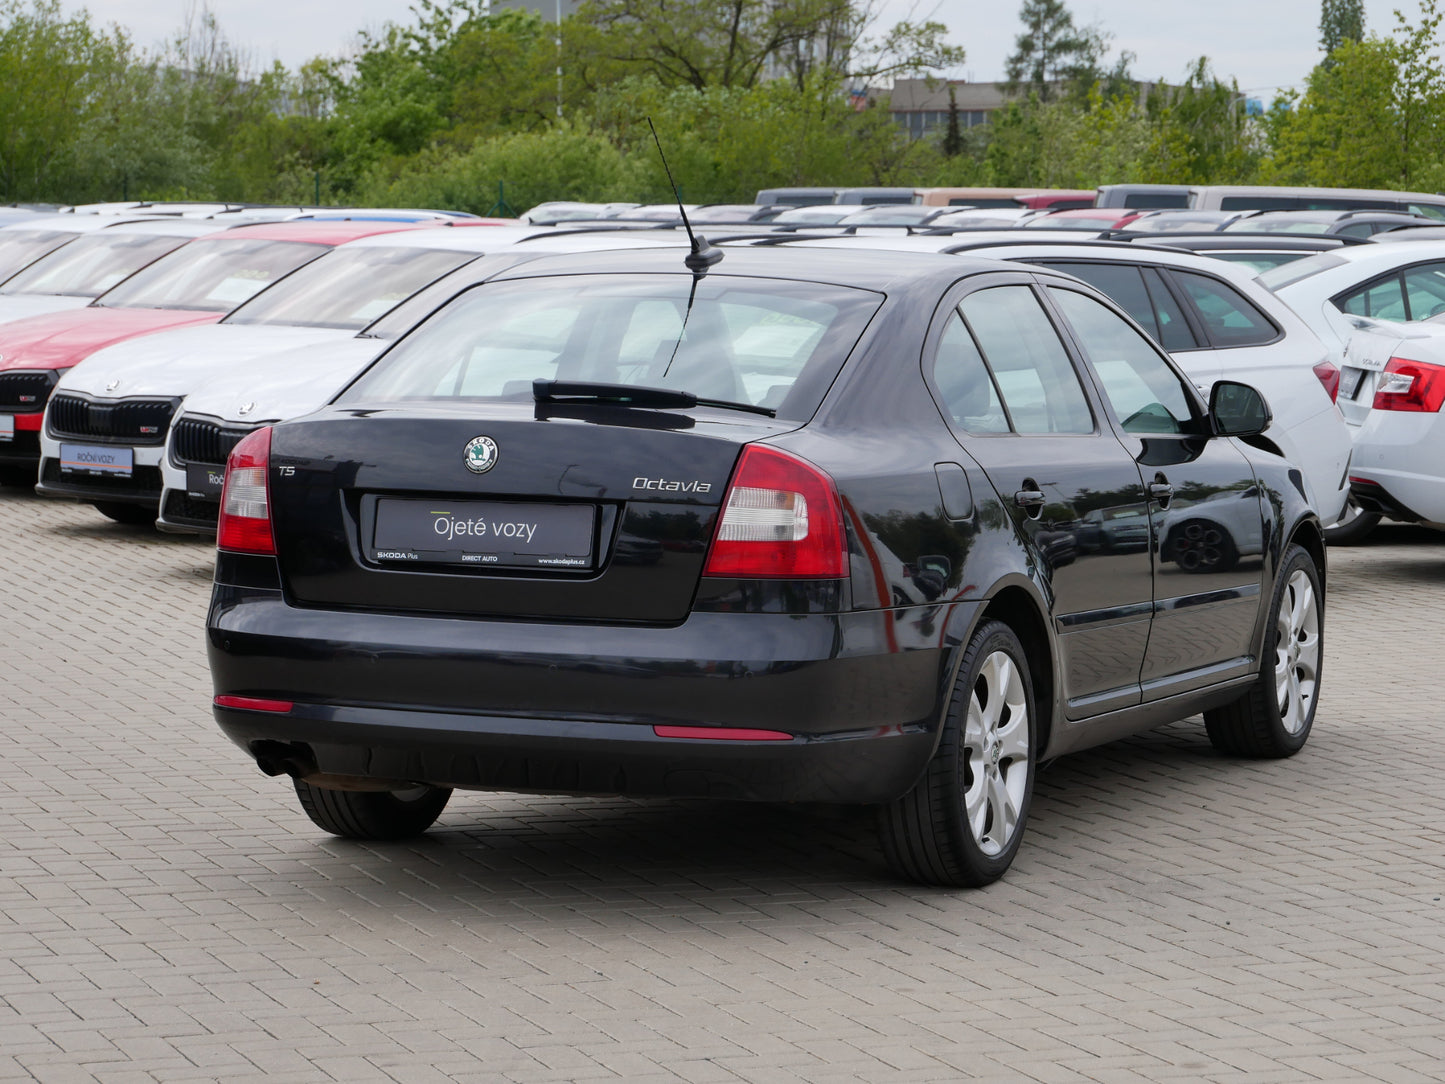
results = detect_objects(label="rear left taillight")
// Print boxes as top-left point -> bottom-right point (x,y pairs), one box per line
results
216,425 -> 275,555
702,445 -> 846,578
1313,360 -> 1340,403
1372,357 -> 1445,412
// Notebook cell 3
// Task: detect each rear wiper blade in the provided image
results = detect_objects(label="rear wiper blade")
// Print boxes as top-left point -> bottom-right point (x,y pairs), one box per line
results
532,379 -> 775,417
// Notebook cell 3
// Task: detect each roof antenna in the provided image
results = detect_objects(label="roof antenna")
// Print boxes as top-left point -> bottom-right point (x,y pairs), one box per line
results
647,117 -> 722,273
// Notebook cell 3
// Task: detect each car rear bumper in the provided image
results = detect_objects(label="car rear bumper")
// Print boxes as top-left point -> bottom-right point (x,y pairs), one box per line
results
1349,411 -> 1445,524
207,578 -> 969,804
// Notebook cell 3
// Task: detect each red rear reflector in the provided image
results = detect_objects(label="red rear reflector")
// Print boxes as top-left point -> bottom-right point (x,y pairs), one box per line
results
217,426 -> 276,555
653,725 -> 792,741
702,444 -> 846,578
214,695 -> 293,713
1312,360 -> 1340,403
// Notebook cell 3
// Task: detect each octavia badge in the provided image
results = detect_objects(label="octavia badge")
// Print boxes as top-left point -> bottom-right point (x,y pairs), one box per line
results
463,435 -> 498,474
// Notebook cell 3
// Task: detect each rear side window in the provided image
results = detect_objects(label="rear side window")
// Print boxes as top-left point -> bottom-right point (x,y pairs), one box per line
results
1403,264 -> 1445,319
930,314 -> 1008,433
1170,271 -> 1279,346
1339,274 -> 1407,319
958,285 -> 1094,434
340,274 -> 883,421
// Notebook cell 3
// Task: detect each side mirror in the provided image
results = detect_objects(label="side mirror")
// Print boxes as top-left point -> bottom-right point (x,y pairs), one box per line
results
1209,380 -> 1272,437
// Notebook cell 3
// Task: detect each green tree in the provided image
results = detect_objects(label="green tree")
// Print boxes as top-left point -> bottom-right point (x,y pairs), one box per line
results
0,0 -> 132,199
1320,0 -> 1365,59
1003,0 -> 1107,101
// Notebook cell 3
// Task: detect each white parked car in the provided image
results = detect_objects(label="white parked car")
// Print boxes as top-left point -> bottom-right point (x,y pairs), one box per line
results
154,227 -> 700,533
1309,315 -> 1445,540
0,219 -> 219,324
1259,239 -> 1445,537
748,233 -> 1352,526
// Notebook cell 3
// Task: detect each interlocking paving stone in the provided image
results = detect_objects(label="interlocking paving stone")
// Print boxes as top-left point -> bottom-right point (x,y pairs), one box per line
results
4,486 -> 1445,1081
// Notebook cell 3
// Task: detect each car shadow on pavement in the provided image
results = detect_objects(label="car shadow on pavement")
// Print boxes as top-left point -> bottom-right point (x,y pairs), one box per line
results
224,717 -> 1285,928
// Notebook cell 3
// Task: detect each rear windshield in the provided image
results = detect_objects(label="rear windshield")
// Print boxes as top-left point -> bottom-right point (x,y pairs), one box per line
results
339,273 -> 883,420
224,246 -> 475,330
95,238 -> 323,313
0,230 -> 74,283
1257,252 -> 1349,291
0,233 -> 187,297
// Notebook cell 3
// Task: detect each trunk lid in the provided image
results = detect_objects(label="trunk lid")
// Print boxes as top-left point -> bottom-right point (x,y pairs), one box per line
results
268,401 -> 800,623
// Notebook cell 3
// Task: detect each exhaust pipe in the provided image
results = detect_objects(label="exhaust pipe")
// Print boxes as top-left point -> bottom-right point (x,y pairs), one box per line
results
250,740 -> 317,779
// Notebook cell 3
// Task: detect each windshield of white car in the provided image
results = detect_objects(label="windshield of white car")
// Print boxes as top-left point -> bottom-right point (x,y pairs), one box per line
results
0,230 -> 74,283
94,239 -> 323,312
223,247 -> 476,330
1257,252 -> 1349,291
0,233 -> 187,297
338,274 -> 883,421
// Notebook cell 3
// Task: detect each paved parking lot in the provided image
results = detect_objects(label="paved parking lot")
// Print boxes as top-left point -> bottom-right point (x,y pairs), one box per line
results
3,485 -> 1445,1083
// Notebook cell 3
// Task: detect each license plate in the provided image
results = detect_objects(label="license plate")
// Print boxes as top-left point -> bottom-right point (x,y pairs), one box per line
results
370,498 -> 595,569
186,462 -> 226,497
1341,367 -> 1368,401
59,443 -> 133,478
0,415 -> 11,443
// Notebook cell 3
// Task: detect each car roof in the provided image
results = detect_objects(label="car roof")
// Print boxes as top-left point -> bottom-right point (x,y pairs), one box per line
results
723,232 -> 1262,283
480,240 -> 1014,294
0,214 -> 162,235
194,220 -> 434,245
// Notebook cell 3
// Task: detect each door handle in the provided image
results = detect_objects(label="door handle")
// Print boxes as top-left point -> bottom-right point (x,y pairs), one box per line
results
1014,487 -> 1046,519
1149,473 -> 1174,508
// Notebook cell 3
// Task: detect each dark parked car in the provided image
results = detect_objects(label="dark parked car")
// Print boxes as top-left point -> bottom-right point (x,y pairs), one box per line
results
206,244 -> 1325,887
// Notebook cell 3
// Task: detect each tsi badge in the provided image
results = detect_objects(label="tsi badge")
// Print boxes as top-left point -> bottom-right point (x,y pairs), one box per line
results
463,435 -> 499,474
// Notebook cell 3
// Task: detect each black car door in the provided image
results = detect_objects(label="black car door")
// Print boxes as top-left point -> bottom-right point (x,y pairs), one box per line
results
926,275 -> 1154,718
1043,282 -> 1266,698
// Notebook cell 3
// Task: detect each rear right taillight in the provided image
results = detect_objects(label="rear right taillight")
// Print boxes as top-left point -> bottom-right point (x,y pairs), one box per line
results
702,444 -> 846,578
1313,360 -> 1340,403
1372,357 -> 1445,412
216,425 -> 275,555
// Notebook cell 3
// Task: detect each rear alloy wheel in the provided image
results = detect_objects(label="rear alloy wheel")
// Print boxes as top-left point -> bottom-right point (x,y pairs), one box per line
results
93,501 -> 155,526
878,619 -> 1035,887
293,780 -> 452,840
1204,543 -> 1322,757
1322,498 -> 1381,545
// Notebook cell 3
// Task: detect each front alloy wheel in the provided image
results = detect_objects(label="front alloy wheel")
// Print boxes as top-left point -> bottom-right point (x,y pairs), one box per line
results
1205,543 -> 1322,757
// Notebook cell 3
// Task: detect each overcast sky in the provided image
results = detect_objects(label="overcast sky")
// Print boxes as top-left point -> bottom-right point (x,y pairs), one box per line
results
66,0 -> 1412,98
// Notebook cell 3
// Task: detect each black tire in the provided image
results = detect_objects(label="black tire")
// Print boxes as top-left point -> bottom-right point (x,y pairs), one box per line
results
0,466 -> 34,488
1204,543 -> 1322,758
93,501 -> 156,526
1323,499 -> 1381,546
293,780 -> 452,840
1165,518 -> 1239,573
878,619 -> 1037,887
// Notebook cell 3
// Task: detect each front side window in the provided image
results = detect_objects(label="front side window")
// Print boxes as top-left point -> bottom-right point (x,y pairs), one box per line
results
958,285 -> 1094,434
96,239 -> 324,313
1050,288 -> 1197,435
1171,271 -> 1279,347
339,274 -> 883,421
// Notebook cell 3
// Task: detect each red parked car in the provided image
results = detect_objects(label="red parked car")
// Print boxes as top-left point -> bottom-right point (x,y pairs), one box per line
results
0,220 -> 430,490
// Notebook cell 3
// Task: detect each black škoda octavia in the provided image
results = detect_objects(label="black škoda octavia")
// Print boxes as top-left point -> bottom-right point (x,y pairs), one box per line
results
207,244 -> 1324,886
